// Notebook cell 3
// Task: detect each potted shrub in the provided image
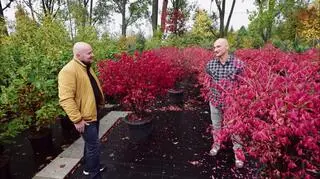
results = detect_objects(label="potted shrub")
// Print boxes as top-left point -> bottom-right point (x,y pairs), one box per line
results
1,79 -> 64,154
98,51 -> 180,142
0,107 -> 27,179
204,46 -> 320,177
153,47 -> 212,104
0,52 -> 66,154
153,47 -> 185,86
153,47 -> 187,105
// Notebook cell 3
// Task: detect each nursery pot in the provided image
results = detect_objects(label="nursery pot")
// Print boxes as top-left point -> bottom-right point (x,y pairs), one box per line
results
168,89 -> 184,105
0,155 -> 11,179
122,116 -> 153,143
58,116 -> 80,141
0,144 -> 4,155
104,94 -> 118,104
59,115 -> 75,131
27,128 -> 54,154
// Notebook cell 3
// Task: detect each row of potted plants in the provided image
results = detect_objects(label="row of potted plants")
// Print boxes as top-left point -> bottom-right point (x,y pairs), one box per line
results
98,47 -> 212,121
97,47 -> 212,142
0,46 -> 211,160
0,56 -> 68,177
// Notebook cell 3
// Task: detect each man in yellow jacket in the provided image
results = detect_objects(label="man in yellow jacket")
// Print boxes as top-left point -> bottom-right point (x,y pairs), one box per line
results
58,42 -> 105,178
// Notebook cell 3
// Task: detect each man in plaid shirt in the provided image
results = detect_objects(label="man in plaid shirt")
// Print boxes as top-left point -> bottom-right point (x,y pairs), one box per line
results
205,38 -> 245,168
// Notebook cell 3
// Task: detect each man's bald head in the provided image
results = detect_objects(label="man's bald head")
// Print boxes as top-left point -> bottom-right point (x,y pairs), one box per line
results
73,42 -> 94,65
214,38 -> 229,49
73,42 -> 91,56
213,38 -> 229,61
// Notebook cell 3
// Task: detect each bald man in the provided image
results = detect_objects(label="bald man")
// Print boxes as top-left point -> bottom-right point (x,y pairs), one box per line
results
58,42 -> 105,178
205,38 -> 245,168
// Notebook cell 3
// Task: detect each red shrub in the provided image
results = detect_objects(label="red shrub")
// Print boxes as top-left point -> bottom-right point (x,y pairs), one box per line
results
152,47 -> 185,79
181,47 -> 213,75
98,51 -> 180,120
205,45 -> 320,177
166,9 -> 187,35
152,47 -> 212,85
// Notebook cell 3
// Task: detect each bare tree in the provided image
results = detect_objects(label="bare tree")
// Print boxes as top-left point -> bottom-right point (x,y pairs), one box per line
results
41,0 -> 64,17
23,0 -> 36,21
160,0 -> 168,32
214,0 -> 236,37
151,0 -> 158,34
0,0 -> 15,35
96,0 -> 150,37
89,0 -> 93,25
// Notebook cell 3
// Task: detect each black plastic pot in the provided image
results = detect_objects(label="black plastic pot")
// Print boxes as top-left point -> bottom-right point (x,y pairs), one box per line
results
27,128 -> 54,154
0,144 -> 4,155
122,116 -> 153,143
0,155 -> 11,179
58,116 -> 80,142
59,116 -> 75,131
168,89 -> 184,105
104,94 -> 119,104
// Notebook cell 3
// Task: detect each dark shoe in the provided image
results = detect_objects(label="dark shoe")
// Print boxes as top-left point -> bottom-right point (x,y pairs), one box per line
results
83,165 -> 106,176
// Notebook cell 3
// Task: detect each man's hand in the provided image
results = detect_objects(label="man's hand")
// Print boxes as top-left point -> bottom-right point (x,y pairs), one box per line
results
74,120 -> 89,133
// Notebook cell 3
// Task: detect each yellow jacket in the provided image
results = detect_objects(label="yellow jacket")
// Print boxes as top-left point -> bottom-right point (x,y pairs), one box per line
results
58,58 -> 105,123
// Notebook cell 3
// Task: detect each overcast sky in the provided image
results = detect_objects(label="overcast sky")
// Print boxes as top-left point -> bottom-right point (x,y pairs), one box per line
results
196,0 -> 256,29
3,0 -> 256,37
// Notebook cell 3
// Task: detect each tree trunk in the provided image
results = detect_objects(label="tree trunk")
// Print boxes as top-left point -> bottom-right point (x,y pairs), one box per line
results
82,0 -> 89,27
160,0 -> 168,32
151,0 -> 158,35
216,0 -> 225,37
0,0 -> 9,35
215,0 -> 237,37
0,0 -> 4,19
42,0 -> 47,14
89,0 -> 93,25
121,2 -> 126,36
224,0 -> 236,36
66,0 -> 74,41
27,0 -> 36,21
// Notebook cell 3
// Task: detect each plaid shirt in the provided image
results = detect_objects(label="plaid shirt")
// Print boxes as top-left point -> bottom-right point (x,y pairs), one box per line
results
205,54 -> 244,107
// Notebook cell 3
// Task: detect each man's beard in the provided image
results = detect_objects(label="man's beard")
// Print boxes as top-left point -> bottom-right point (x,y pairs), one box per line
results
82,60 -> 92,67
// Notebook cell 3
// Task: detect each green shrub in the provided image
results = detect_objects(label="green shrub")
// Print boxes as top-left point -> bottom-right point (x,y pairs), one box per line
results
0,11 -> 71,134
271,38 -> 311,52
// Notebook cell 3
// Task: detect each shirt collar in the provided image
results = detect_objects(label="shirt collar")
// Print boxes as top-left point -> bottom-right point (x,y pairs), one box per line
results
216,55 -> 232,65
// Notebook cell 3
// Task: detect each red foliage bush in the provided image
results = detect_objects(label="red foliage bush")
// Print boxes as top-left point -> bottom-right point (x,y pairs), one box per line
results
98,51 -> 181,120
181,47 -> 213,75
152,47 -> 185,80
166,9 -> 186,35
204,45 -> 320,177
153,47 -> 212,86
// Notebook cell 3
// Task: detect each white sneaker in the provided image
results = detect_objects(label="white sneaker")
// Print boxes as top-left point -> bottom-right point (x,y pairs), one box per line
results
235,159 -> 244,168
83,166 -> 105,176
234,149 -> 245,168
209,145 -> 220,156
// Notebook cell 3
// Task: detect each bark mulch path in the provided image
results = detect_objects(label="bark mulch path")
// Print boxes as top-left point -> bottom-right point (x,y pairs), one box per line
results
69,95 -> 260,179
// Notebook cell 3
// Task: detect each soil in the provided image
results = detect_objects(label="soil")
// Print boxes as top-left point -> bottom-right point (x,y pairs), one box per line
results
1,119 -> 80,179
68,86 -> 261,179
2,82 -> 261,179
1,105 -> 116,179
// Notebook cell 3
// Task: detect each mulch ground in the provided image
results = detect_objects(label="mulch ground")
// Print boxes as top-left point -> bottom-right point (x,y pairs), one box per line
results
69,87 -> 260,179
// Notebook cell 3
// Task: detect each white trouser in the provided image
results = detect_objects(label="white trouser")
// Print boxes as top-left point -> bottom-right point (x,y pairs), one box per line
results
209,102 -> 242,150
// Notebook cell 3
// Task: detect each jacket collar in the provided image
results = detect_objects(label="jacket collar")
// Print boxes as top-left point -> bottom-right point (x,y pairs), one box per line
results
73,58 -> 87,68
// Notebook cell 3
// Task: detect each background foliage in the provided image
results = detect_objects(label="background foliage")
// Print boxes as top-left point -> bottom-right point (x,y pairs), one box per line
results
0,2 -> 319,177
